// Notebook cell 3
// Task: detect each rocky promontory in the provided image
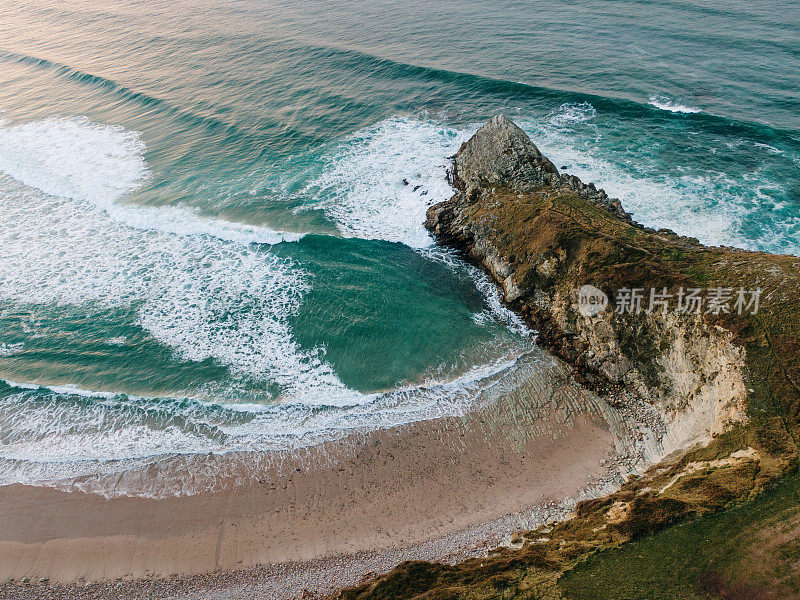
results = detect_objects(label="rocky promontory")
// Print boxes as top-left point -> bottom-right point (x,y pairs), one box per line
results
334,117 -> 800,600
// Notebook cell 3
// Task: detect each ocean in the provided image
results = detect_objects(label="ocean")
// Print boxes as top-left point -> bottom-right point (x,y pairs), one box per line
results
0,0 -> 798,496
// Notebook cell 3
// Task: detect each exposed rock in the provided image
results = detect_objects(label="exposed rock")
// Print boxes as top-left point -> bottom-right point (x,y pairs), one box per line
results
332,116 -> 800,600
446,115 -> 629,220
425,116 -> 799,463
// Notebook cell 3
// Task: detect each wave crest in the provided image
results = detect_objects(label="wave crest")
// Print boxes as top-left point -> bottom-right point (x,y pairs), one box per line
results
648,94 -> 702,114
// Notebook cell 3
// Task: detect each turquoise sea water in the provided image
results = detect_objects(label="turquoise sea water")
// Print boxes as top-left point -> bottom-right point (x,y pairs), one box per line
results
0,0 -> 798,494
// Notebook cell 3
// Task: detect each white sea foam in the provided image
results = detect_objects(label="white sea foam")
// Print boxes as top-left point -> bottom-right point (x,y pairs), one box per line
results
0,115 -> 543,496
313,110 -> 791,254
648,94 -> 702,114
547,102 -> 597,126
419,246 -> 532,338
306,117 -> 539,336
316,108 -> 795,256
305,117 -> 472,248
0,116 -> 303,245
0,116 -> 148,205
0,343 -> 24,357
0,350 -> 538,496
9,106 -> 789,496
754,142 -> 783,155
3,379 -> 124,399
304,108 -> 789,316
0,116 -> 350,404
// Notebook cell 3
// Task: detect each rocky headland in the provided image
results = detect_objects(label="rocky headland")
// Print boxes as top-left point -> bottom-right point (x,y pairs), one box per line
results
333,116 -> 800,599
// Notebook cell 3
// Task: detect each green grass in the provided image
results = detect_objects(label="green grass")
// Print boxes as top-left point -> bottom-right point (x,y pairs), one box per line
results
561,466 -> 800,600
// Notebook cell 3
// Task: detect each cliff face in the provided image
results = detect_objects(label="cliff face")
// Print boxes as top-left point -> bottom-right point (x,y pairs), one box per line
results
425,115 -> 798,463
333,117 -> 800,600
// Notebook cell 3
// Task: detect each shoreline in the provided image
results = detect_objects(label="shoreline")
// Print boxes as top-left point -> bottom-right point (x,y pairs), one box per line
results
0,356 -> 633,597
0,502 -> 574,600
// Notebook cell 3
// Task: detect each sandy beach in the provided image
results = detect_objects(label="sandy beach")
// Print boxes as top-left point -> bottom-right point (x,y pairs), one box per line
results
0,356 -> 627,598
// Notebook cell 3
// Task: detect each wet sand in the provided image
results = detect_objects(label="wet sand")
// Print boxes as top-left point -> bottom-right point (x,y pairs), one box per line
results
0,359 -> 625,598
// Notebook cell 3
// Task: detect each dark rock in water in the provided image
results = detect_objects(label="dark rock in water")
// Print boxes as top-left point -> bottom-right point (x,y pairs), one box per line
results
402,178 -> 409,185
413,185 -> 421,192
561,165 -> 569,170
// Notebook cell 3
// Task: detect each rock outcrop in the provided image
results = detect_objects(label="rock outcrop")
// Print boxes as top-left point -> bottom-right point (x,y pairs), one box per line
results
446,115 -> 629,220
332,116 -> 800,600
425,115 -> 799,461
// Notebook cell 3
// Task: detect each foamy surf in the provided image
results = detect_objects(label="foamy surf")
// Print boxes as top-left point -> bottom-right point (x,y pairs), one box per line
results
419,246 -> 532,338
305,117 -> 534,337
3,106 -> 794,499
0,114 -> 542,497
0,116 -> 304,245
0,343 -> 24,357
0,116 -> 348,403
304,117 -> 473,248
312,110 -> 797,255
647,94 -> 702,114
513,104 -> 799,255
0,349 -> 540,497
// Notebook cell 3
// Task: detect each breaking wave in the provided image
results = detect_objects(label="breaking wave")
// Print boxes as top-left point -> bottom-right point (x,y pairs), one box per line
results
648,94 -> 702,114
